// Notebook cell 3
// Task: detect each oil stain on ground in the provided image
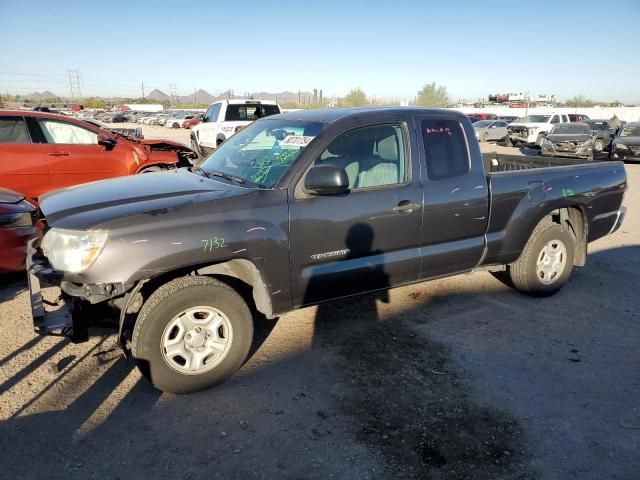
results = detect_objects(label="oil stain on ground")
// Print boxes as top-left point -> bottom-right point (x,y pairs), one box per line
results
313,293 -> 536,480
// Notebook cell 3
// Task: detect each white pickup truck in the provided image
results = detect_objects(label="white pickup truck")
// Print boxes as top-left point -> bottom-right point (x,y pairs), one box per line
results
191,99 -> 281,158
506,113 -> 570,147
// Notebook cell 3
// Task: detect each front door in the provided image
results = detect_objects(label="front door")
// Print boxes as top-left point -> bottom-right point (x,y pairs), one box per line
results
289,122 -> 423,307
37,118 -> 125,189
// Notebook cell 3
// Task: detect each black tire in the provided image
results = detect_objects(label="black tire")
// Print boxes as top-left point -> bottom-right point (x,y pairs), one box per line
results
138,166 -> 163,173
509,221 -> 574,296
505,136 -> 513,147
131,276 -> 253,394
594,139 -> 603,152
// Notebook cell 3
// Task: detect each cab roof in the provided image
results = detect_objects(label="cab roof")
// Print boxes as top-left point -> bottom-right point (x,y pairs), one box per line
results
271,107 -> 462,123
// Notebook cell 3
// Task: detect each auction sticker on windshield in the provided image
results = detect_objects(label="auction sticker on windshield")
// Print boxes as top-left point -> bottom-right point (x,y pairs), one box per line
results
280,135 -> 315,147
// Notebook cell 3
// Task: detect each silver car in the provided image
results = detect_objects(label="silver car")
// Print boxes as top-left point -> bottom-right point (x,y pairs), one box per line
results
474,120 -> 509,143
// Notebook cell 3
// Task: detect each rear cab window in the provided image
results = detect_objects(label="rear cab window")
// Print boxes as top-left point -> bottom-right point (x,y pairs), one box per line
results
224,104 -> 280,121
0,117 -> 31,143
421,119 -> 470,180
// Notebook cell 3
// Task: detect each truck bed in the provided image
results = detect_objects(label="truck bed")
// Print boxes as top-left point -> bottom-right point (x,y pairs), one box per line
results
482,152 -> 594,173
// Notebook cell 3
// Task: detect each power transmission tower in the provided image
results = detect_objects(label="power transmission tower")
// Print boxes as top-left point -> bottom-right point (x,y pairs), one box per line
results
66,70 -> 82,101
169,84 -> 177,104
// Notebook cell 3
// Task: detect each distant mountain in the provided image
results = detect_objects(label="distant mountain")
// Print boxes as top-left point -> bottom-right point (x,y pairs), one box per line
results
147,88 -> 170,101
24,91 -> 60,99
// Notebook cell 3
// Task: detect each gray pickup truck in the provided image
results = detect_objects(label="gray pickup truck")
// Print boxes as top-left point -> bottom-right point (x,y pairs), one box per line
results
27,107 -> 627,394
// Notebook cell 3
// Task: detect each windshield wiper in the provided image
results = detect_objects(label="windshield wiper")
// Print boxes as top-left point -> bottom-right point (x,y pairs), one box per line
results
207,170 -> 247,186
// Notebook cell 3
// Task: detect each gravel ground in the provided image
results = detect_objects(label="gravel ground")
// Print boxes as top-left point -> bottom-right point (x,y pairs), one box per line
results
0,129 -> 638,479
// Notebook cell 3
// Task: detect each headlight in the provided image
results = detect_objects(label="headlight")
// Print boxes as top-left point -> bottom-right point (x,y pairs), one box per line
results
0,212 -> 32,228
615,143 -> 629,150
41,228 -> 109,273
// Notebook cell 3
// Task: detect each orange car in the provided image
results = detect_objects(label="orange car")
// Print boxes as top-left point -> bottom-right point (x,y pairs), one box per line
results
0,110 -> 195,200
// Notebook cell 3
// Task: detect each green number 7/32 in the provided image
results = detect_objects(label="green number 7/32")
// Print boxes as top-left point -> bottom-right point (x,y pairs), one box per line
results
201,236 -> 226,252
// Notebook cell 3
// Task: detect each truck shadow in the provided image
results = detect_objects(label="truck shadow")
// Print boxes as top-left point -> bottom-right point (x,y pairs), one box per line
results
0,245 -> 638,479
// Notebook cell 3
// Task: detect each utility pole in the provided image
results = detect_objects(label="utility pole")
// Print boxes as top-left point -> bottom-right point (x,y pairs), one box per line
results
194,88 -> 197,104
141,82 -> 145,100
298,90 -> 301,107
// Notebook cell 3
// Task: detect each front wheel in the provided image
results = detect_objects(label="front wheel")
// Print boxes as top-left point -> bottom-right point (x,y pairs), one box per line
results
509,221 -> 574,296
594,139 -> 603,152
131,276 -> 253,394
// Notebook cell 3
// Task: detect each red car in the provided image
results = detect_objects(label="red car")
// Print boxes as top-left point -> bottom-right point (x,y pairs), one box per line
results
182,114 -> 202,128
0,110 -> 195,200
0,188 -> 38,272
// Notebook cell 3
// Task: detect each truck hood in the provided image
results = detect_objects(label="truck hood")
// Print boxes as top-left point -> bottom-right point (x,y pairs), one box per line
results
39,169 -> 246,230
546,134 -> 591,143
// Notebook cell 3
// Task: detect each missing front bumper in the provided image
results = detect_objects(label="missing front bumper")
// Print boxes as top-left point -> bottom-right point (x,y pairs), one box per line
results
26,238 -> 87,342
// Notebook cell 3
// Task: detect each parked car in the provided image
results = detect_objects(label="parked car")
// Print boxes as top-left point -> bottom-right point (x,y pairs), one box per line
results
27,107 -> 626,394
110,113 -> 128,123
585,119 -> 624,153
182,114 -> 202,129
498,115 -> 519,122
506,113 -> 571,147
473,120 -> 509,142
0,188 -> 38,272
568,113 -> 590,122
0,110 -> 196,199
191,100 -> 281,157
610,122 -> 640,161
166,112 -> 195,129
469,113 -> 498,120
541,123 -> 594,159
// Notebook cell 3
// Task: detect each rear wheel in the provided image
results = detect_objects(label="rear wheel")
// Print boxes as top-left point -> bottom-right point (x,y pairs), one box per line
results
509,221 -> 574,296
131,276 -> 253,394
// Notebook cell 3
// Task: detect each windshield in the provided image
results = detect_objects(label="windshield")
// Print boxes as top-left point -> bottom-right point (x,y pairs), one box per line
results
586,121 -> 607,131
550,124 -> 591,135
518,115 -> 551,123
620,125 -> 640,137
199,119 -> 325,188
473,120 -> 492,128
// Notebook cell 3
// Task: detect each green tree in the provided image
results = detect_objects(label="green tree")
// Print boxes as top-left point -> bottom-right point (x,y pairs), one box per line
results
416,82 -> 450,107
342,88 -> 368,107
83,97 -> 106,109
566,95 -> 594,107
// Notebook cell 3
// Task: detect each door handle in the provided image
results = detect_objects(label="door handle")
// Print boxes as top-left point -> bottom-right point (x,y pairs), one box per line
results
392,200 -> 420,214
47,152 -> 69,156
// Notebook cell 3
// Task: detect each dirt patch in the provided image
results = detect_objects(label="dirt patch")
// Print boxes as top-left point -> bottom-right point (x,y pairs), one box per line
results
313,295 -> 535,479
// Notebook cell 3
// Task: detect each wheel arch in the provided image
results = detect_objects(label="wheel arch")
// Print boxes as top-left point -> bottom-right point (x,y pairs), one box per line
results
138,259 -> 275,320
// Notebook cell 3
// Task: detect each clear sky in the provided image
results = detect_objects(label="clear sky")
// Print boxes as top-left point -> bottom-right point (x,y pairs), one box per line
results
1,0 -> 639,102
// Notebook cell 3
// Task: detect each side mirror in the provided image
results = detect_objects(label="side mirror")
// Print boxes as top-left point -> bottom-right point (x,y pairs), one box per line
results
305,165 -> 349,195
97,134 -> 117,151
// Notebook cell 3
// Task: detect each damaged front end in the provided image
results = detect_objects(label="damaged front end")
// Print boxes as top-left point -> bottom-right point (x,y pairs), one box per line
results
142,140 -> 198,168
26,237 -> 141,351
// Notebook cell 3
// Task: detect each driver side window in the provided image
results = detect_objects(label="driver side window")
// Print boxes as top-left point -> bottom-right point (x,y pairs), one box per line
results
38,120 -> 97,144
313,124 -> 407,190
